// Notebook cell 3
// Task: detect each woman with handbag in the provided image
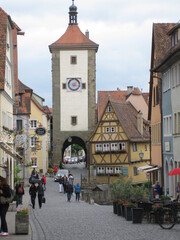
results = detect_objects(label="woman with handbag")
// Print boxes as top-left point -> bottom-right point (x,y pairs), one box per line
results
37,182 -> 44,208
0,176 -> 11,236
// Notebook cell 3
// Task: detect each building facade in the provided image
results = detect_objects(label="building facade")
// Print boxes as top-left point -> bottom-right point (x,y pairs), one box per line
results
154,23 -> 180,198
29,93 -> 50,176
0,8 -> 22,187
149,23 -> 175,188
89,99 -> 150,184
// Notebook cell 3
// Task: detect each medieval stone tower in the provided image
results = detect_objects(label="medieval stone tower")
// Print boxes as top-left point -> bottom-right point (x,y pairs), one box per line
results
49,1 -> 99,166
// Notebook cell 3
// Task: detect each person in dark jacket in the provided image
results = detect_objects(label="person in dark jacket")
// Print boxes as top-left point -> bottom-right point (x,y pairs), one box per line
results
0,176 -> 11,236
37,183 -> 44,208
63,175 -> 68,194
15,182 -> 24,207
66,183 -> 73,202
29,183 -> 37,209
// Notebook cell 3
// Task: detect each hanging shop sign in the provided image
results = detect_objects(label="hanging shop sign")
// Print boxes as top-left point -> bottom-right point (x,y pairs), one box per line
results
35,127 -> 46,136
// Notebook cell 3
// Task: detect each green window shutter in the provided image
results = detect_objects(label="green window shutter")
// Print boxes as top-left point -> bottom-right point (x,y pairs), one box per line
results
122,167 -> 128,176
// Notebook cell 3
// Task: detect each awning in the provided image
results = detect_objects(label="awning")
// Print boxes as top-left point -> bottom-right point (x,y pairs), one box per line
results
0,141 -> 22,161
138,165 -> 154,171
144,167 -> 160,173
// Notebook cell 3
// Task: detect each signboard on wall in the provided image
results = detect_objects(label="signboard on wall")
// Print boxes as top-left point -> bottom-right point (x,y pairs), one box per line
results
35,127 -> 46,136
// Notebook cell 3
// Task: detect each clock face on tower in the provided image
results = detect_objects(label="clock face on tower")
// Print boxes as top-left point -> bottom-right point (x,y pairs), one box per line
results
67,78 -> 81,91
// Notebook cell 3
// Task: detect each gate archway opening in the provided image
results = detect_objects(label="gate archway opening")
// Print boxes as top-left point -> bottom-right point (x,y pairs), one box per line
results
62,136 -> 87,165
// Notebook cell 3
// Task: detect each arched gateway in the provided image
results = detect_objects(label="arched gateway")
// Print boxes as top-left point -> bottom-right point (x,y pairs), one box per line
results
49,1 -> 99,167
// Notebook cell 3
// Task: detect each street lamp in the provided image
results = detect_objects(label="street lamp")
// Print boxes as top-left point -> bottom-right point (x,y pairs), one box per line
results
139,151 -> 144,160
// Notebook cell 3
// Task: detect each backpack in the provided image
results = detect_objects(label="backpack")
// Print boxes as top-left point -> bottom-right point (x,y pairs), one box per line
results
0,188 -> 15,204
18,186 -> 23,194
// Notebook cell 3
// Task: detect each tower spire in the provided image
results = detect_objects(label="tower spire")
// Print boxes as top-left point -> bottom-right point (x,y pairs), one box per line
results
69,0 -> 78,25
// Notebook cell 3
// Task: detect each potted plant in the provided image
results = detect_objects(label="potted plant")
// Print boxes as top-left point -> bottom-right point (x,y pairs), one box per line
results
151,203 -> 163,223
124,201 -> 136,221
117,199 -> 123,216
131,185 -> 148,224
15,207 -> 29,234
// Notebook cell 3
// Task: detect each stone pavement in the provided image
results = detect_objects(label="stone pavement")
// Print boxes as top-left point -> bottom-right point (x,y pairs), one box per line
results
4,163 -> 180,240
30,175 -> 180,240
6,187 -> 31,239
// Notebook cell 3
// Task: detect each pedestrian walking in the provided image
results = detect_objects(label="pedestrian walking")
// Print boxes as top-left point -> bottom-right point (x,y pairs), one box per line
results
41,175 -> 46,191
53,166 -> 58,176
0,176 -> 11,236
59,176 -> 63,193
31,167 -> 38,178
63,175 -> 68,194
68,172 -> 74,186
66,183 -> 73,202
29,183 -> 37,209
75,183 -> 81,202
15,182 -> 25,207
37,182 -> 44,208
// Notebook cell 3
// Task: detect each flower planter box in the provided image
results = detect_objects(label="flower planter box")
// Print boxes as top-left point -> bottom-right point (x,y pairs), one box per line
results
117,204 -> 122,216
15,214 -> 29,234
125,206 -> 133,221
120,205 -> 125,217
132,208 -> 143,223
113,202 -> 118,214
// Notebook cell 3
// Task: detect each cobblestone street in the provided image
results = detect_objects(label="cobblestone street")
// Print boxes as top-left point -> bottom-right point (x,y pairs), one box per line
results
29,164 -> 180,240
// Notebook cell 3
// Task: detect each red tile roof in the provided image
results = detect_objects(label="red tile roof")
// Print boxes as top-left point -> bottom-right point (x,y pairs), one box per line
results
14,79 -> 32,115
97,90 -> 128,120
49,25 -> 98,52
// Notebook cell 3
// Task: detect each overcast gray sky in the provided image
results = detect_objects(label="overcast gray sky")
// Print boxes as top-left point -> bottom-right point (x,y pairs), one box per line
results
1,0 -> 180,107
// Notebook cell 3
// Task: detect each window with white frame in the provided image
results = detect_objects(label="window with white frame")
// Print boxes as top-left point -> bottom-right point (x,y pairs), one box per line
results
30,136 -> 37,147
2,111 -> 6,126
95,144 -> 102,152
145,145 -> 147,151
172,66 -> 176,88
119,142 -> 126,150
111,143 -> 118,151
115,167 -> 121,174
111,127 -> 115,132
133,143 -> 138,152
30,120 -> 37,129
8,116 -> 12,129
31,157 -> 37,167
178,63 -> 180,86
133,167 -> 139,176
174,112 -> 180,134
107,106 -> 112,112
103,143 -> 110,151
106,167 -> 113,174
97,167 -> 105,174
105,127 -> 110,133
163,115 -> 172,135
163,70 -> 170,92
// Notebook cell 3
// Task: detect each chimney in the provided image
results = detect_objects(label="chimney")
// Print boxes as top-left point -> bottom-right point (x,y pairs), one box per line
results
85,30 -> 89,38
127,86 -> 134,95
137,111 -> 143,135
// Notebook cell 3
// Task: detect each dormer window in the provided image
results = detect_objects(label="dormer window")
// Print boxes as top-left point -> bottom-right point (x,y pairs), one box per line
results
171,30 -> 178,47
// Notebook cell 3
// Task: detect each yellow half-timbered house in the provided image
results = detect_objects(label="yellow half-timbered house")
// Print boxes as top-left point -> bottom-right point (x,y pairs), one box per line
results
89,99 -> 150,184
